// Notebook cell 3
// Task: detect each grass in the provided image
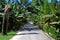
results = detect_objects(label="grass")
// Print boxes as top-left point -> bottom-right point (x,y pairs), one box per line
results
0,31 -> 16,40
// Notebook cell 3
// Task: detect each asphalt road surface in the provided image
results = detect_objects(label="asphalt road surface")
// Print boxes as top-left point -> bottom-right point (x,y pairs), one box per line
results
10,22 -> 54,40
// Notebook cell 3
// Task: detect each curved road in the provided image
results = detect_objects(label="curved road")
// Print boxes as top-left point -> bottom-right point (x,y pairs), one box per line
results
10,22 -> 54,40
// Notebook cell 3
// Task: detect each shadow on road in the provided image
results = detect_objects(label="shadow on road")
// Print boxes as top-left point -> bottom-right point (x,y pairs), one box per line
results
16,32 -> 39,35
19,22 -> 39,31
6,32 -> 39,36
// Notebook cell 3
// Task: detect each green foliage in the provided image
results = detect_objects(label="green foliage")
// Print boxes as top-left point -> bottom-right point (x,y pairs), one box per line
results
0,31 -> 16,40
49,26 -> 57,39
0,0 -> 60,40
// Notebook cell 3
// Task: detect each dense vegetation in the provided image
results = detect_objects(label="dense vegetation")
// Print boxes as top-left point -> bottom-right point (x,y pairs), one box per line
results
0,0 -> 60,40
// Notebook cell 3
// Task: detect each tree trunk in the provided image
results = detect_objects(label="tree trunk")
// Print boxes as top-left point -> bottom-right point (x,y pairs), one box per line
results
2,5 -> 10,35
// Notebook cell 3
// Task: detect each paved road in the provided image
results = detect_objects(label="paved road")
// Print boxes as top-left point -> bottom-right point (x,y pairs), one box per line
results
10,22 -> 54,40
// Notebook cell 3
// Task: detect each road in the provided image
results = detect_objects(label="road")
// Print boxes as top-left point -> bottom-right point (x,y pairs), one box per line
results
10,22 -> 54,40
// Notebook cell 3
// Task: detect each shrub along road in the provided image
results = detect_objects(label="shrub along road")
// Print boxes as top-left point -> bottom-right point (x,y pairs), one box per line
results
10,22 -> 54,40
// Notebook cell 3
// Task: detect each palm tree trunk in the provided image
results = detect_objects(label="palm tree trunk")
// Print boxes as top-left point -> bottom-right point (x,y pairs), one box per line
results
2,5 -> 10,35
